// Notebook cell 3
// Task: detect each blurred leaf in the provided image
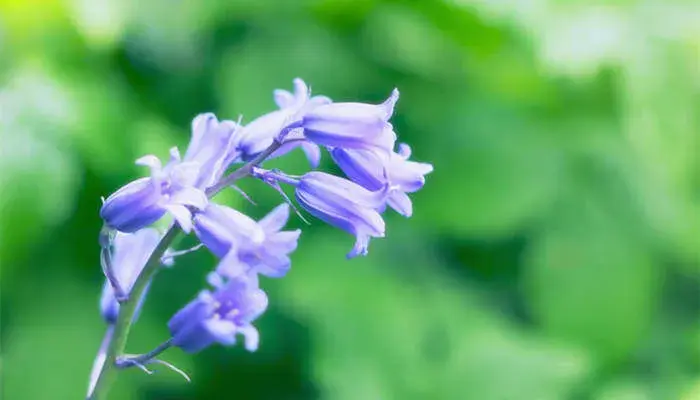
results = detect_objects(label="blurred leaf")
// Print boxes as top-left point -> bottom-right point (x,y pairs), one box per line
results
275,233 -> 589,399
523,186 -> 661,366
68,74 -> 142,174
0,68 -> 80,269
2,274 -> 109,399
414,98 -> 562,237
65,0 -> 129,49
361,4 -> 465,81
216,19 -> 373,120
594,380 -> 652,400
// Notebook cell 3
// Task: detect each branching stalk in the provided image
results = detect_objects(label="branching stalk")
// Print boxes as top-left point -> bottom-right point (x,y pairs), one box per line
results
87,142 -> 281,400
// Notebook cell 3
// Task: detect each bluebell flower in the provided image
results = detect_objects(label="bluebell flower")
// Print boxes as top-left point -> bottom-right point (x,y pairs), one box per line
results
301,89 -> 399,154
291,171 -> 388,258
184,113 -> 240,190
236,78 -> 329,167
168,272 -> 267,353
193,203 -> 265,258
330,143 -> 433,217
216,204 -> 301,279
194,203 -> 300,278
99,229 -> 162,323
100,148 -> 208,233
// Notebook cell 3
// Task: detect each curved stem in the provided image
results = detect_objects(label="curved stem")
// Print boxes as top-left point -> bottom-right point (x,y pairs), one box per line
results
116,338 -> 173,368
87,141 -> 281,400
100,247 -> 126,302
87,226 -> 180,400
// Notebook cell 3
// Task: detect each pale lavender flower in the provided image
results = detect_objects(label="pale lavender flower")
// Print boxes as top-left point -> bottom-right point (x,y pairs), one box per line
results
168,272 -> 267,353
194,203 -> 300,278
330,143 -> 433,217
236,78 -> 329,167
301,89 -> 399,154
184,113 -> 240,190
216,204 -> 301,279
100,148 -> 207,233
193,203 -> 265,258
290,171 -> 388,258
99,229 -> 162,323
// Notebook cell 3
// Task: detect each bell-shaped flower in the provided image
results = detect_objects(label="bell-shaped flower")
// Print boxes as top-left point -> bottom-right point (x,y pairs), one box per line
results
236,78 -> 330,167
168,272 -> 267,353
215,204 -> 301,279
99,228 -> 161,323
291,171 -> 388,258
100,148 -> 208,233
193,203 -> 265,258
183,113 -> 240,190
330,143 -> 433,217
301,88 -> 399,154
194,203 -> 300,278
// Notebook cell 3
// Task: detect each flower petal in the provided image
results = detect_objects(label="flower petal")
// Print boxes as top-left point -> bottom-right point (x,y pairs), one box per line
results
166,204 -> 194,233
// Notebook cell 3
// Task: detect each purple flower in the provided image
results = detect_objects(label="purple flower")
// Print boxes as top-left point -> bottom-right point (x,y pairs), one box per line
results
236,79 -> 329,167
301,89 -> 399,154
193,203 -> 265,258
168,272 -> 267,353
330,143 -> 433,217
194,203 -> 300,278
292,171 -> 388,258
216,204 -> 301,279
99,229 -> 161,323
184,113 -> 240,190
100,148 -> 208,233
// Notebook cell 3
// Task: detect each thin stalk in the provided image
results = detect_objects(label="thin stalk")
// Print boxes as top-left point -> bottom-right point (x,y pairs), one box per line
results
100,247 -> 126,301
116,338 -> 174,368
86,141 -> 281,400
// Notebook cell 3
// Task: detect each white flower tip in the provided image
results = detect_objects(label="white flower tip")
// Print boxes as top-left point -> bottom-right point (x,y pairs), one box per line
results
135,154 -> 162,170
169,147 -> 182,162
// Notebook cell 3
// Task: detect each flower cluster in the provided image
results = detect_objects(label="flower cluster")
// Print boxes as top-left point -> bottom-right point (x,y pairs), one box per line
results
93,78 -> 432,382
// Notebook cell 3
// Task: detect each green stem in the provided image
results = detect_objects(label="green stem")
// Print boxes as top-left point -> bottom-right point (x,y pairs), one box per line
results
86,141 -> 281,400
116,338 -> 174,368
87,226 -> 181,400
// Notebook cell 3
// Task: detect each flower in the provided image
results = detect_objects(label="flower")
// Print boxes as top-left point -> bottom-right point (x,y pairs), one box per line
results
193,203 -> 300,278
216,204 -> 301,279
236,78 -> 330,167
193,203 -> 265,258
291,171 -> 388,258
168,272 -> 267,353
301,89 -> 399,154
100,148 -> 208,233
99,229 -> 162,323
183,113 -> 240,190
330,143 -> 433,217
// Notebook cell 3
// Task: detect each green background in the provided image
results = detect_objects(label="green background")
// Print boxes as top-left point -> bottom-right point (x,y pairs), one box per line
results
1,0 -> 699,399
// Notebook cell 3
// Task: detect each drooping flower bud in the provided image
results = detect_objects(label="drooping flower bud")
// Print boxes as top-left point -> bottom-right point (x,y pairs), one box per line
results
330,143 -> 433,217
301,89 -> 399,154
291,171 -> 388,258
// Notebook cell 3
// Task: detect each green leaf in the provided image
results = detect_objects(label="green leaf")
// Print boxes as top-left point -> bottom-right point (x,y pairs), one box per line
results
414,98 -> 562,237
523,192 -> 661,366
274,232 -> 589,399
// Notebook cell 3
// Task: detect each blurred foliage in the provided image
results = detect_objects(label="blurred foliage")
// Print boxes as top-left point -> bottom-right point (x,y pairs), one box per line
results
1,0 -> 699,399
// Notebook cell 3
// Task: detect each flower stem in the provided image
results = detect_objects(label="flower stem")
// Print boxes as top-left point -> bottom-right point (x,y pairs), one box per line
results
100,247 -> 126,302
86,141 -> 281,400
116,338 -> 174,368
87,226 -> 181,400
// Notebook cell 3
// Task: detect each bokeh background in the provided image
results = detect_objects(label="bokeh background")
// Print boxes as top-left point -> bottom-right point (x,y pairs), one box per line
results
1,0 -> 699,399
